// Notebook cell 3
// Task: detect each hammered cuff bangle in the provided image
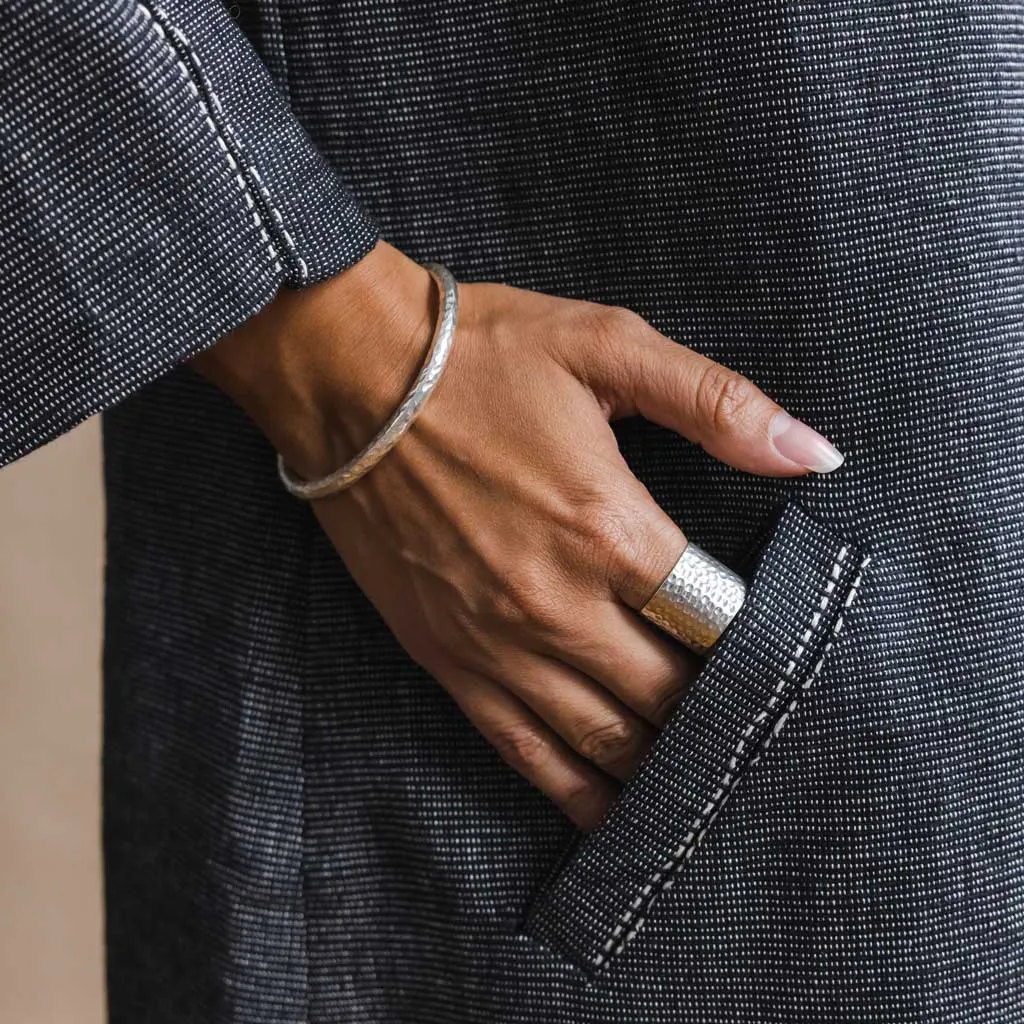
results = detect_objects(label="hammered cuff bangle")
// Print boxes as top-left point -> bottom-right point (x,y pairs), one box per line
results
277,260 -> 459,501
639,541 -> 747,655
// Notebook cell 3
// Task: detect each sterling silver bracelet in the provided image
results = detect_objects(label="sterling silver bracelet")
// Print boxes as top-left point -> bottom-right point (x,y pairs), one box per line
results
277,260 -> 459,501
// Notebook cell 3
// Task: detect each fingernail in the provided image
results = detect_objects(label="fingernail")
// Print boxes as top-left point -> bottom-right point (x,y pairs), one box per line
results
769,411 -> 845,473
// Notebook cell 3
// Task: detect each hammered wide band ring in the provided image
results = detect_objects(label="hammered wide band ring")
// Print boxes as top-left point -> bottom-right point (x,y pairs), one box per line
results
639,541 -> 748,655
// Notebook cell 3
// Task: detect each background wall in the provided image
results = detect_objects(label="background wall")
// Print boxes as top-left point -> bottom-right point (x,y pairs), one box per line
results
0,420 -> 105,1023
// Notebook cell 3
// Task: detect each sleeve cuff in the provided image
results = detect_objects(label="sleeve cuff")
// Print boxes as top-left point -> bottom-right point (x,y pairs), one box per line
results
0,0 -> 380,467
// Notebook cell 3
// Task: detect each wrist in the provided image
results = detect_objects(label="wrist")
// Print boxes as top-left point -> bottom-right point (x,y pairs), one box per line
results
190,239 -> 438,482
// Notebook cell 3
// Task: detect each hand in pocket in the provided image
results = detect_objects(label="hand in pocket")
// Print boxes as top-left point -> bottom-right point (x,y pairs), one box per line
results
192,239 -> 845,830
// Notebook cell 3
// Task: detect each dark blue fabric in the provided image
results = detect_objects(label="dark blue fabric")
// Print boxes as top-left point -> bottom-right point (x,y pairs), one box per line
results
5,1 -> 1024,1021
0,0 -> 378,466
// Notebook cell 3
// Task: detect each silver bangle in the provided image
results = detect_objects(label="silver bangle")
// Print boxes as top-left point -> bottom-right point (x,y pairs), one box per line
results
277,260 -> 459,501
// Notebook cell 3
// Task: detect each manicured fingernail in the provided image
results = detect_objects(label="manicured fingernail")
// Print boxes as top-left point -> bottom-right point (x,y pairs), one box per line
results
769,411 -> 845,473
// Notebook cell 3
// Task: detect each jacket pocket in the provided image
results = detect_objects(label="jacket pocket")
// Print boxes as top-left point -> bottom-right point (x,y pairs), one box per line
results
517,494 -> 873,978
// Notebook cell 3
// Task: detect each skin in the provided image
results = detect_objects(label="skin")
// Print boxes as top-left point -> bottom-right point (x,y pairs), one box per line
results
191,239 -> 828,831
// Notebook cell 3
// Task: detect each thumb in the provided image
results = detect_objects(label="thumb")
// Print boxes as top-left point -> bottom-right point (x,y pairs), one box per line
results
587,309 -> 845,477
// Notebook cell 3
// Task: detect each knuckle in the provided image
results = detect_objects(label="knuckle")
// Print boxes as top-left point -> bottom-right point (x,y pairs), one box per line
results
491,723 -> 552,775
695,362 -> 757,434
563,302 -> 650,412
600,304 -> 644,335
485,589 -> 530,631
529,598 -> 569,639
573,497 -> 670,603
585,304 -> 644,359
576,718 -> 637,767
573,499 -> 632,561
486,567 -> 542,627
504,567 -> 566,636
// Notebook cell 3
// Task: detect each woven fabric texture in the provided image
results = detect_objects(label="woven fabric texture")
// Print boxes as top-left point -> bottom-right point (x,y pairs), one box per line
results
0,0 -> 378,466
5,1 -> 1024,1022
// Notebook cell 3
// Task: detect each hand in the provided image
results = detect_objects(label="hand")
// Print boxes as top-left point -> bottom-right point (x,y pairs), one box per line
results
191,240 -> 844,831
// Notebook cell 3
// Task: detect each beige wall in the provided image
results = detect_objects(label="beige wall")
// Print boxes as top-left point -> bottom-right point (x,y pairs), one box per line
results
0,421 -> 105,1023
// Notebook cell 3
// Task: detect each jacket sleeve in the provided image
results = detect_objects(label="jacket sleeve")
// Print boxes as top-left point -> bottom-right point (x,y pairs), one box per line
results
0,0 -> 380,467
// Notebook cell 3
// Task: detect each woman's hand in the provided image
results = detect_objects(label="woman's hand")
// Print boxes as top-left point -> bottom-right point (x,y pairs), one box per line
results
191,240 -> 843,831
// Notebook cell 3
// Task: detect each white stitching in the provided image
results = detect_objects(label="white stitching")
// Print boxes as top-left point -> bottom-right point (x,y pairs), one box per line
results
171,26 -> 308,282
137,3 -> 281,273
137,3 -> 304,279
159,11 -> 290,274
591,548 -> 873,971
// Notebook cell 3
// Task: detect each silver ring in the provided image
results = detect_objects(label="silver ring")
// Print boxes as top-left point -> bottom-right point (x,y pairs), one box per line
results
639,541 -> 747,655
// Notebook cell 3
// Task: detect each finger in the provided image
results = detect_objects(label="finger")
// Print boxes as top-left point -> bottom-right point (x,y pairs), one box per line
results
541,597 -> 704,728
489,651 -> 659,781
581,307 -> 845,477
442,667 -> 620,831
545,470 -> 706,714
553,474 -> 717,721
562,470 -> 694,615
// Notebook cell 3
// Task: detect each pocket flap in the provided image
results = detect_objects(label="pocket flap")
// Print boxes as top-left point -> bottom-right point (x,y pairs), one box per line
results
518,495 -> 872,977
